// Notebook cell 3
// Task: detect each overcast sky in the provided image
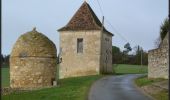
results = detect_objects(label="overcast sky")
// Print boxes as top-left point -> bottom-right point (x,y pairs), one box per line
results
2,0 -> 168,55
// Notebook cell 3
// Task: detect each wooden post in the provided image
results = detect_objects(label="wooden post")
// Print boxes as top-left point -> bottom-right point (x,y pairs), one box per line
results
141,48 -> 142,67
140,47 -> 143,73
101,16 -> 104,32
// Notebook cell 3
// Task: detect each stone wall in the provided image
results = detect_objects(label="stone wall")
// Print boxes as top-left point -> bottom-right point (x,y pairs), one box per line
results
148,33 -> 169,79
10,29 -> 57,89
59,30 -> 101,79
100,32 -> 113,74
59,30 -> 113,79
10,57 -> 57,89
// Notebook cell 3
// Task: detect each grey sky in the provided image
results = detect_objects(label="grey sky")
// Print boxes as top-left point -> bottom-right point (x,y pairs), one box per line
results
2,0 -> 168,55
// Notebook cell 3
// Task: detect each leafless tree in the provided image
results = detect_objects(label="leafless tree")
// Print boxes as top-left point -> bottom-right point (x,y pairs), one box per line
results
154,36 -> 161,48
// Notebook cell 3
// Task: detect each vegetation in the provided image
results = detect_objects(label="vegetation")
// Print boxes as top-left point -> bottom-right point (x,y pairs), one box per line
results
152,90 -> 169,100
1,66 -> 103,100
2,67 -> 10,87
112,46 -> 148,65
2,74 -> 102,100
135,75 -> 165,87
135,76 -> 168,100
114,64 -> 148,74
1,63 -> 148,100
160,18 -> 169,40
155,18 -> 169,48
1,54 -> 10,67
112,46 -> 122,64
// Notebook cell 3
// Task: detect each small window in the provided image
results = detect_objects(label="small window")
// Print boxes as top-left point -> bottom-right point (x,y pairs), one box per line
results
77,38 -> 83,53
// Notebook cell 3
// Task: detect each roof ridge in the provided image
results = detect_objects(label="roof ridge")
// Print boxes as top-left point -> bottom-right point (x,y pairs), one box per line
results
85,2 -> 102,29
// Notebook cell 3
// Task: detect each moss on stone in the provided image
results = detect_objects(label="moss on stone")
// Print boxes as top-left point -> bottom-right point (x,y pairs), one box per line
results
11,28 -> 57,57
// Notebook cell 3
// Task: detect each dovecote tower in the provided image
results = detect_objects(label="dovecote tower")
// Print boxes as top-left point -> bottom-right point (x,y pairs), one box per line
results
10,28 -> 57,89
58,2 -> 114,78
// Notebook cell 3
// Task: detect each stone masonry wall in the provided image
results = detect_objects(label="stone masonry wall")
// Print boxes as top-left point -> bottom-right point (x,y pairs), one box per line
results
10,29 -> 57,89
148,34 -> 169,79
59,30 -> 101,79
10,57 -> 57,89
100,32 -> 113,74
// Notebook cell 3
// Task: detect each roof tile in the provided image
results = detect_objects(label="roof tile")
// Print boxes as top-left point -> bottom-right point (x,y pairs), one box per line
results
58,2 -> 113,36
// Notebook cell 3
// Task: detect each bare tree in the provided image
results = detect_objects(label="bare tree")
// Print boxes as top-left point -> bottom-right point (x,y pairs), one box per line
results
154,36 -> 161,48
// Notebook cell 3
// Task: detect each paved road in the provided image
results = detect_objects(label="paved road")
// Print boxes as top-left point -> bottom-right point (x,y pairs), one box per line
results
88,74 -> 152,100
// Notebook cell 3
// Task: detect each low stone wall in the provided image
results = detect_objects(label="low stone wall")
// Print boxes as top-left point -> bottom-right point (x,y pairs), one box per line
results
148,34 -> 169,79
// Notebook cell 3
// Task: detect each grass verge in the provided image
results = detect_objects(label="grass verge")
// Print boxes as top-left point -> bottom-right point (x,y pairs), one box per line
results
2,75 -> 102,100
135,76 -> 168,100
135,75 -> 165,87
152,90 -> 169,100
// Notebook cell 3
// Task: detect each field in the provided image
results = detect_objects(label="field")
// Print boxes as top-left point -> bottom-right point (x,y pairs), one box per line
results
1,67 -> 10,87
114,64 -> 148,74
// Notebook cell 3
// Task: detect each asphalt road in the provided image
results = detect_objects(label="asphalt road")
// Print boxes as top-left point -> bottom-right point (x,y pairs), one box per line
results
88,74 -> 152,100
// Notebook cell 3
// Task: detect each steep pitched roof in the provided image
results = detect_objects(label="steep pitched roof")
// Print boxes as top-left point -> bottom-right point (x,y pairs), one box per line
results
58,1 -> 113,36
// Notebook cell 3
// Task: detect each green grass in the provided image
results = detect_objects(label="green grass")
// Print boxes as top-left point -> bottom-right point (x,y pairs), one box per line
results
152,90 -> 169,100
1,67 -> 102,100
1,67 -> 10,87
135,76 -> 165,87
2,75 -> 102,100
2,64 -> 147,87
114,64 -> 148,74
135,76 -> 168,100
1,64 -> 148,100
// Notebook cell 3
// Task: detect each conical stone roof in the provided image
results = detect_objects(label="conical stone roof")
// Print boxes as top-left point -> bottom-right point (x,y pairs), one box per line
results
11,28 -> 57,57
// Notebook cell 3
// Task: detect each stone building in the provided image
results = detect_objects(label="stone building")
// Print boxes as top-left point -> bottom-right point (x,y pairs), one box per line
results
10,28 -> 57,89
148,33 -> 169,79
58,2 -> 114,79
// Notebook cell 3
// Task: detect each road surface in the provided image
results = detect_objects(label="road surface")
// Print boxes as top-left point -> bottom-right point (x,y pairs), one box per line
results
88,74 -> 152,100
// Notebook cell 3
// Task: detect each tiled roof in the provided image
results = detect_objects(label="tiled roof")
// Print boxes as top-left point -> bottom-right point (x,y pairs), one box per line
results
58,1 -> 113,36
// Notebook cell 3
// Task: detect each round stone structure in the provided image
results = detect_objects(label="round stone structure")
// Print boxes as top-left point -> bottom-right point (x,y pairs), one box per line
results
10,28 -> 57,89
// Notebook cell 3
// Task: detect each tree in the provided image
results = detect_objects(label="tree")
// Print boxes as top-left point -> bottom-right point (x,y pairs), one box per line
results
112,46 -> 122,64
132,45 -> 148,65
3,55 -> 10,66
154,37 -> 161,48
112,45 -> 148,65
112,46 -> 121,54
142,51 -> 148,65
160,18 -> 169,40
1,54 -> 4,63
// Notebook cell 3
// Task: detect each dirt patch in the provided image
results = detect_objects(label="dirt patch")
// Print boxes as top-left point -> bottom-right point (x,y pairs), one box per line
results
1,86 -> 57,95
1,87 -> 30,95
141,85 -> 164,95
140,80 -> 169,100
152,80 -> 168,90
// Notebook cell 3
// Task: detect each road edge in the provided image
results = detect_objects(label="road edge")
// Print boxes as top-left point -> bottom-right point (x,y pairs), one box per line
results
133,75 -> 155,100
87,75 -> 113,100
